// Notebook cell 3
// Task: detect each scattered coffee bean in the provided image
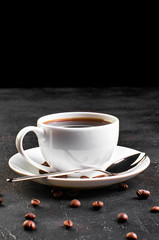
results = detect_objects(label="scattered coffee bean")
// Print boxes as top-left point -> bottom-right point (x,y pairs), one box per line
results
69,199 -> 81,208
51,187 -> 79,199
136,189 -> 150,199
93,174 -> 107,178
23,220 -> 36,230
52,189 -> 63,198
55,175 -> 67,178
25,213 -> 36,220
117,212 -> 128,223
150,206 -> 159,213
118,183 -> 128,190
92,201 -> 104,210
64,220 -> 73,229
126,232 -> 137,239
0,198 -> 3,204
39,161 -> 50,174
80,175 -> 89,178
31,199 -> 40,207
66,189 -> 79,198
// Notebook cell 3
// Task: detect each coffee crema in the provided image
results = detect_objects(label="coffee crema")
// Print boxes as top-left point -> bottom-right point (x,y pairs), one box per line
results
43,117 -> 112,128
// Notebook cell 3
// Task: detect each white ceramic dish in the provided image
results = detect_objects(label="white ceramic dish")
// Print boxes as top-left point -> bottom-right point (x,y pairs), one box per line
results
8,146 -> 150,189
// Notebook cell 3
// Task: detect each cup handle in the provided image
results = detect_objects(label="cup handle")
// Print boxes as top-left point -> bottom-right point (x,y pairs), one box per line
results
16,126 -> 54,172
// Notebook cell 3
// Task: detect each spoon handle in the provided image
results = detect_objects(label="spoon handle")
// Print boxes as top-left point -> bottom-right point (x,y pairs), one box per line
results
6,167 -> 98,182
7,153 -> 146,182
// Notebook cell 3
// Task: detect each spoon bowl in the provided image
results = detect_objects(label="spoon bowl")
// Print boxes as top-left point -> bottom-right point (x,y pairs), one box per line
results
106,152 -> 146,174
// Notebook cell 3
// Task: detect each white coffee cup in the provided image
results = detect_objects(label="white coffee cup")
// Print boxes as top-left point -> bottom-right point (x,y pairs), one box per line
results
16,112 -> 119,173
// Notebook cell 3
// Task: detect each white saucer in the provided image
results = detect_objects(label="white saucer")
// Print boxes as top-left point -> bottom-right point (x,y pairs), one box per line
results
8,146 -> 150,189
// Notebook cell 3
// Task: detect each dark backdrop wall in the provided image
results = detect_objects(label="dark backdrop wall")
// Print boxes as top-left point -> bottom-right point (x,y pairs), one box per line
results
1,10 -> 158,88
2,56 -> 158,88
2,42 -> 157,88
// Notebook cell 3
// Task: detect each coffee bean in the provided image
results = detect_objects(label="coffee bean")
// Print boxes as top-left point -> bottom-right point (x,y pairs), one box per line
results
118,183 -> 128,190
80,175 -> 89,178
150,206 -> 159,213
126,232 -> 137,239
23,220 -> 36,230
66,189 -> 79,198
69,199 -> 81,208
39,161 -> 50,174
64,220 -> 73,229
92,201 -> 104,210
117,212 -> 128,223
31,199 -> 40,207
25,213 -> 36,220
136,189 -> 150,199
51,187 -> 79,199
52,190 -> 63,198
55,175 -> 67,178
0,198 -> 3,204
93,174 -> 107,178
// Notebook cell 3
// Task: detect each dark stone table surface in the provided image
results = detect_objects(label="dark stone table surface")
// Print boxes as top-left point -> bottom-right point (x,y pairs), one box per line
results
0,87 -> 159,240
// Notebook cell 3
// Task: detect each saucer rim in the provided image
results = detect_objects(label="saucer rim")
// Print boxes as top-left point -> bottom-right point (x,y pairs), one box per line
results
8,146 -> 150,183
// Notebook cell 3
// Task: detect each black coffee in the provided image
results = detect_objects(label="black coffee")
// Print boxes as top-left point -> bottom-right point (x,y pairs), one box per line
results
43,117 -> 112,128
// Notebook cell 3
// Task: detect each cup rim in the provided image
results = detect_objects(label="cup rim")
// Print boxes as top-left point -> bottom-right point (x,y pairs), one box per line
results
37,112 -> 119,130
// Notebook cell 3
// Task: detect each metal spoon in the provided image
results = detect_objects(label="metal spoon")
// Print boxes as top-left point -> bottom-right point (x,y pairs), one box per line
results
7,152 -> 146,182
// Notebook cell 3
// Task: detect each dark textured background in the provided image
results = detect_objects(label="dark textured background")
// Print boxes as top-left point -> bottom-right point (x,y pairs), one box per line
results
0,87 -> 159,239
